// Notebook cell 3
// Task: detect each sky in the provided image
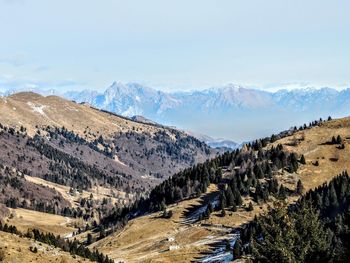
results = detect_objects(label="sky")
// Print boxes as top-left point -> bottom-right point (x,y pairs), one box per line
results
0,0 -> 349,92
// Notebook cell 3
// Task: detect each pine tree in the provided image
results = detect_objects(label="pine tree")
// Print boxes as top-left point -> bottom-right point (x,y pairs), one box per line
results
221,207 -> 226,217
254,182 -> 263,203
300,155 -> 306,165
232,202 -> 237,212
225,239 -> 231,251
233,239 -> 242,259
253,201 -> 330,263
254,164 -> 264,179
336,135 -> 342,144
207,202 -> 213,214
225,186 -> 235,206
87,233 -> 93,245
278,185 -> 287,200
268,178 -> 279,194
331,136 -> 337,144
219,192 -> 227,210
329,183 -> 339,210
296,180 -> 304,195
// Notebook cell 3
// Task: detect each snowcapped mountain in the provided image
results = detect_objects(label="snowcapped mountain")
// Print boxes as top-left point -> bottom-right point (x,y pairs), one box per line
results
0,86 -> 57,97
74,81 -> 182,117
8,81 -> 345,142
186,84 -> 272,108
272,87 -> 339,112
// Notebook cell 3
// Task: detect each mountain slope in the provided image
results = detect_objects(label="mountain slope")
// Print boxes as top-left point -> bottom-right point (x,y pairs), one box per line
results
63,82 -> 350,141
89,116 -> 350,262
0,231 -> 86,263
0,92 -> 214,195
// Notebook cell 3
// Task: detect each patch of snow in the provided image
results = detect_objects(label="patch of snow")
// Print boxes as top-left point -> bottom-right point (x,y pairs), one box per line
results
197,233 -> 239,263
64,232 -> 73,238
66,106 -> 79,112
114,155 -> 127,166
184,196 -> 220,224
122,106 -> 142,117
27,101 -> 47,115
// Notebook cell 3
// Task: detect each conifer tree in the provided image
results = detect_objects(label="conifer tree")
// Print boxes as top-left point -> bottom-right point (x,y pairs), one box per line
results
221,207 -> 226,217
336,135 -> 342,144
225,186 -> 235,207
296,179 -> 304,195
253,201 -> 330,263
278,185 -> 287,200
219,192 -> 227,210
332,136 -> 337,144
233,239 -> 242,258
232,202 -> 237,212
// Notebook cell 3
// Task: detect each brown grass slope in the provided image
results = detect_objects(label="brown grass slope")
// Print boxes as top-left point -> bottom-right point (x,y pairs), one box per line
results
0,231 -> 87,263
0,92 -> 214,192
91,116 -> 350,263
0,92 -> 216,261
270,116 -> 350,191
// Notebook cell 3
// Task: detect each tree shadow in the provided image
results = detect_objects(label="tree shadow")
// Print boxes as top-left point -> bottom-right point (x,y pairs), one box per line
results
182,190 -> 220,220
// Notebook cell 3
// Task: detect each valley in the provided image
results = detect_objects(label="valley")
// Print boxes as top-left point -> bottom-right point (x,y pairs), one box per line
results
0,92 -> 215,263
1,2 -> 348,262
0,92 -> 350,263
86,116 -> 350,262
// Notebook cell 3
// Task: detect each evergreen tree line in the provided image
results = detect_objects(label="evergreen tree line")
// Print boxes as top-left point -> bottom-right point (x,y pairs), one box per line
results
94,117 -> 328,234
101,143 -> 300,231
27,134 -> 124,190
147,143 -> 299,213
203,144 -> 299,220
234,171 -> 350,263
159,143 -> 298,210
0,222 -> 114,263
45,126 -> 115,158
0,123 -> 129,192
249,117 -> 331,151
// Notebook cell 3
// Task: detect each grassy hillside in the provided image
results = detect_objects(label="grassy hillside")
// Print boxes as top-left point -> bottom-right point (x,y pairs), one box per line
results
90,116 -> 350,262
270,117 -> 350,190
0,92 -> 218,263
0,92 -> 214,192
0,231 -> 86,263
1,94 -> 349,263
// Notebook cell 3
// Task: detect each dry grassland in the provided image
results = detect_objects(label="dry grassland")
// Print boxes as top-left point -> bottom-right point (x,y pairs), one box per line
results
92,117 -> 350,262
4,208 -> 75,236
0,231 -> 86,263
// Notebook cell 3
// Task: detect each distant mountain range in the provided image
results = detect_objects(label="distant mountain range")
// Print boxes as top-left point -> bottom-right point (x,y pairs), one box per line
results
2,82 -> 350,142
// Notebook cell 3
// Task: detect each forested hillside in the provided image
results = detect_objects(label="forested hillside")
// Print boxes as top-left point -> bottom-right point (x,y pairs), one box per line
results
100,119 -> 314,233
0,97 -> 349,263
0,92 -> 215,248
234,171 -> 350,263
88,116 -> 350,262
0,92 -> 214,192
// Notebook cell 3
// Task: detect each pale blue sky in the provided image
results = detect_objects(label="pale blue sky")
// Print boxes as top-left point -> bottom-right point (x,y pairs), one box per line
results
0,0 -> 349,92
